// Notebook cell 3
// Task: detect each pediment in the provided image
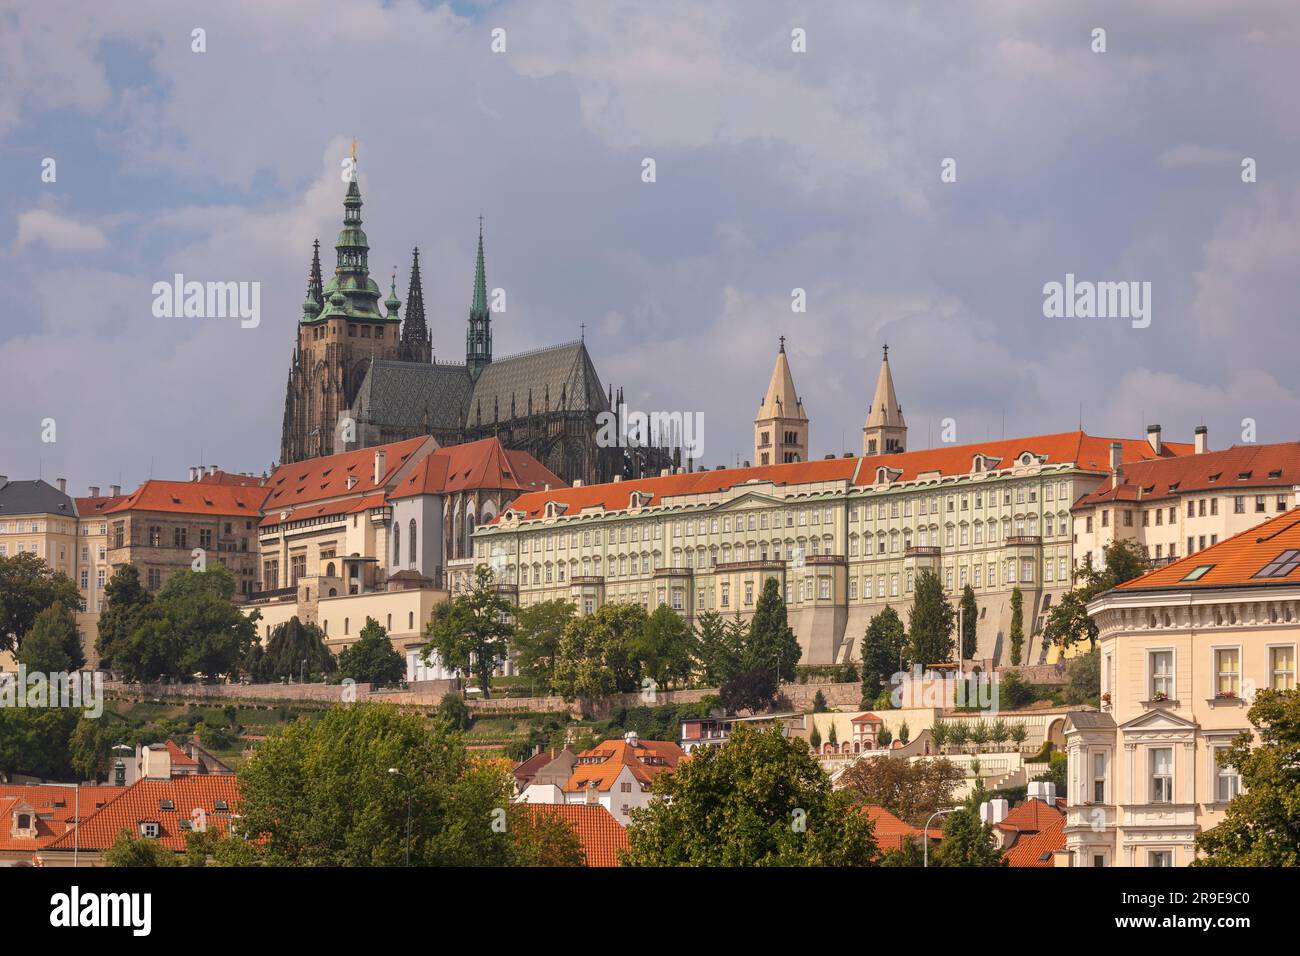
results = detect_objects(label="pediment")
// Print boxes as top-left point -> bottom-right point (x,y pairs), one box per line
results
1119,707 -> 1197,733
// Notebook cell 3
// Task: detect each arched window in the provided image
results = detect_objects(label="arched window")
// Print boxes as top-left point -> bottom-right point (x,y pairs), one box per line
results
326,562 -> 336,578
393,523 -> 401,565
409,518 -> 417,566
465,510 -> 476,554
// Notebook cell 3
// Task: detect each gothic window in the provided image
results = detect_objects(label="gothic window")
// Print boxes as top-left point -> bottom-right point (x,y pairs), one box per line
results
393,523 -> 401,565
409,519 -> 417,567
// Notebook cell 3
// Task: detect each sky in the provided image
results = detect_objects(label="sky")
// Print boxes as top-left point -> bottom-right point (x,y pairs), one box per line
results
2,0 -> 1299,495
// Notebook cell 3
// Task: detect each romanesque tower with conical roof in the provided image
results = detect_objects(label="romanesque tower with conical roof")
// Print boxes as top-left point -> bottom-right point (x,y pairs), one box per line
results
754,337 -> 809,465
862,344 -> 907,456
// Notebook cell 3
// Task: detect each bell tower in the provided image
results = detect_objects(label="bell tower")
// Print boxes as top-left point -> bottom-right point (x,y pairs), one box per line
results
754,337 -> 809,465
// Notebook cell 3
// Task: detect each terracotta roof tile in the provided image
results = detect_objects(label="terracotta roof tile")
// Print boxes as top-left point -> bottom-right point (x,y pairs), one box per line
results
260,436 -> 432,518
390,436 -> 566,499
517,803 -> 629,866
44,777 -> 241,854
1004,814 -> 1066,867
0,785 -> 125,854
859,804 -> 925,852
995,797 -> 1064,834
564,738 -> 684,793
1075,442 -> 1300,507
103,480 -> 265,517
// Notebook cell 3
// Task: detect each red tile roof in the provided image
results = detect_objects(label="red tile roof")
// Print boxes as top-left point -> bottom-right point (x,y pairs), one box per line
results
1004,813 -> 1066,867
859,804 -> 926,852
260,436 -> 432,517
1115,506 -> 1300,592
517,803 -> 629,866
0,785 -> 125,854
44,777 -> 241,853
390,436 -> 566,499
163,740 -> 198,767
498,431 -> 1192,521
564,738 -> 684,793
103,480 -> 265,518
197,470 -> 266,487
1074,442 -> 1300,507
996,797 -> 1063,834
74,494 -> 129,516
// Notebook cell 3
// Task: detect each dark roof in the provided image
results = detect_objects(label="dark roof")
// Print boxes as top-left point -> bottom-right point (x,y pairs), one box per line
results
0,479 -> 77,518
468,341 -> 608,423
352,359 -> 474,432
1065,711 -> 1116,730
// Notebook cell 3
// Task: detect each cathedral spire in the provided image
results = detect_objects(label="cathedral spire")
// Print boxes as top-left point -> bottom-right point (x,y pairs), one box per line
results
467,217 -> 492,380
754,336 -> 808,466
400,246 -> 432,363
318,147 -> 383,321
862,343 -> 907,456
302,239 -> 323,323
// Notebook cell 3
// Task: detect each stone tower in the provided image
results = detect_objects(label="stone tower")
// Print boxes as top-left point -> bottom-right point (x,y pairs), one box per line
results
280,156 -> 400,464
862,344 -> 907,456
754,337 -> 808,465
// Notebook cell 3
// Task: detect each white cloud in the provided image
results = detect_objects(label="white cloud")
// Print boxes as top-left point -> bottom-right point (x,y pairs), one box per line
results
14,209 -> 108,253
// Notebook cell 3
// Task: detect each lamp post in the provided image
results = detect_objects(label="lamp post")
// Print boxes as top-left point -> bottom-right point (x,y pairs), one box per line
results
922,807 -> 960,868
48,782 -> 81,867
387,768 -> 412,866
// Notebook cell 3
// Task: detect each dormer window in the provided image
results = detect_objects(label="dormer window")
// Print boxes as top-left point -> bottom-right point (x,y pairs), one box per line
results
139,821 -> 161,839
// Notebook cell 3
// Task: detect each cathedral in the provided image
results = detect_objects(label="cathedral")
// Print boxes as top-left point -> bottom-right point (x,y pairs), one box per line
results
279,161 -> 674,486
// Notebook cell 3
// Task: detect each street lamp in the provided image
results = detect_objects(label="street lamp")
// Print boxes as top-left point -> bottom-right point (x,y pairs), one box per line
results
47,782 -> 81,868
922,807 -> 960,868
387,768 -> 412,866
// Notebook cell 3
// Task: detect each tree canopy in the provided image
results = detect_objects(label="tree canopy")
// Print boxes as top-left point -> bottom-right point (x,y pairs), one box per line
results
0,552 -> 81,655
337,617 -> 405,687
422,564 -> 514,697
907,570 -> 954,667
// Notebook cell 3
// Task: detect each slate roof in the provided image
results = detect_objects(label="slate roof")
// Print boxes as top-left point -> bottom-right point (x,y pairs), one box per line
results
352,359 -> 474,432
0,479 -> 77,518
469,342 -> 608,421
1065,711 -> 1116,730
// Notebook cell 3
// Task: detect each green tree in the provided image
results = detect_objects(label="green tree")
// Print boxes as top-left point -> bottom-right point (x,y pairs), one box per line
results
0,708 -> 78,780
897,721 -> 910,746
693,610 -> 745,686
1009,587 -> 1025,665
69,715 -> 125,783
1066,648 -> 1101,705
839,755 -> 964,826
877,725 -> 893,748
969,720 -> 990,753
990,718 -> 1010,750
907,570 -> 954,667
256,616 -> 335,682
436,693 -> 472,732
623,725 -> 878,866
719,668 -> 777,714
812,690 -> 828,713
105,829 -> 179,867
934,786 -> 1006,867
827,721 -> 839,749
1011,724 -> 1028,750
337,617 -> 405,687
745,577 -> 801,682
808,722 -> 822,750
511,599 -> 575,693
637,604 -> 695,690
1195,689 -> 1300,866
860,606 -> 907,700
1044,541 -> 1149,653
930,720 -> 949,752
95,565 -> 152,671
18,601 -> 83,671
422,565 -> 514,698
0,552 -> 81,654
998,669 -> 1035,711
959,584 -> 978,660
553,602 -> 648,702
236,701 -> 572,866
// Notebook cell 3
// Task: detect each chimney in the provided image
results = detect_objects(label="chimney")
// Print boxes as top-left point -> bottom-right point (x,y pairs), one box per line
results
1027,780 -> 1057,804
1194,425 -> 1209,455
207,464 -> 216,476
979,798 -> 1009,826
613,475 -> 623,483
89,486 -> 100,497
188,467 -> 197,482
1146,424 -> 1162,455
56,477 -> 66,493
110,484 -> 121,497
623,730 -> 640,748
660,468 -> 671,477
584,781 -> 599,806
346,476 -> 358,490
743,460 -> 751,468
1108,441 -> 1122,477
573,479 -> 583,488
373,449 -> 386,484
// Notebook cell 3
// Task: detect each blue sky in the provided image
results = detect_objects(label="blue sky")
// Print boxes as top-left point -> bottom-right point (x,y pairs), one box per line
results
2,0 -> 1299,493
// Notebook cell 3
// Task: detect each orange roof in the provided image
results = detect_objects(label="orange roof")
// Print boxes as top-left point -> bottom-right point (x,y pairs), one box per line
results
74,494 -> 128,516
0,785 -> 125,854
44,777 -> 241,853
1074,442 -> 1300,507
851,712 -> 882,724
1115,506 -> 1300,592
260,436 -> 432,517
497,431 -> 1192,521
390,436 -> 566,499
1004,814 -> 1066,867
995,797 -> 1063,834
517,803 -> 629,866
197,470 -> 265,487
564,738 -> 684,793
104,480 -> 265,517
859,804 -> 926,852
163,740 -> 198,767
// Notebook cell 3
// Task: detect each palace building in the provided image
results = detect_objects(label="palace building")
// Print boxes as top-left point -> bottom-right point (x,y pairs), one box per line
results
279,158 -> 673,487
464,350 -> 1198,666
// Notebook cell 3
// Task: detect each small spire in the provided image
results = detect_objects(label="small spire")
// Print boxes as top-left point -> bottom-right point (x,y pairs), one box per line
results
779,335 -> 785,353
882,343 -> 889,360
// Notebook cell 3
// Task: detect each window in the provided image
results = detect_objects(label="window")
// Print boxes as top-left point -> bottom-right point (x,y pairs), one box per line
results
1270,646 -> 1296,690
1149,748 -> 1173,803
1092,751 -> 1107,803
1256,495 -> 1267,513
1255,549 -> 1300,579
409,519 -> 417,566
1234,496 -> 1245,514
1149,650 -> 1174,699
1148,850 -> 1173,868
1213,746 -> 1240,802
1182,564 -> 1213,582
1214,648 -> 1240,697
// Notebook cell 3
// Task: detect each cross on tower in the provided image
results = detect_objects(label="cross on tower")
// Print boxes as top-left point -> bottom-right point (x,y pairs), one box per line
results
779,335 -> 786,352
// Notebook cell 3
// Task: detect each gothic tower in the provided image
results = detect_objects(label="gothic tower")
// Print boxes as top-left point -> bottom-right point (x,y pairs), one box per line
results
466,220 -> 492,381
280,153 -> 400,464
862,344 -> 907,456
754,336 -> 809,465
399,246 -> 432,363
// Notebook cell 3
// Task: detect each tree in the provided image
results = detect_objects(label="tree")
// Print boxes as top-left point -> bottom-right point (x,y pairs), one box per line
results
637,604 -> 695,690
1044,541 -> 1149,653
860,606 -> 907,700
998,669 -> 1034,711
256,616 -> 335,683
510,808 -> 587,867
236,702 -> 574,866
95,565 -> 152,671
827,721 -> 839,750
969,721 -> 990,753
1065,648 -> 1101,705
422,565 -> 514,698
552,602 -> 648,702
877,726 -> 893,748
0,552 -> 81,654
990,718 -> 1010,751
337,617 -> 405,687
511,599 -> 574,693
812,690 -> 828,713
930,720 -> 949,753
1195,689 -> 1300,866
897,721 -> 910,746
719,668 -> 778,715
808,722 -> 822,751
105,828 -> 179,867
18,601 -> 84,672
623,725 -> 878,866
948,722 -> 969,753
436,693 -> 472,732
1009,587 -> 1025,665
933,786 -> 1006,867
745,577 -> 801,682
959,584 -> 978,660
839,756 -> 964,826
69,715 -> 124,783
0,708 -> 78,780
1010,724 -> 1028,750
693,610 -> 745,686
907,570 -> 954,667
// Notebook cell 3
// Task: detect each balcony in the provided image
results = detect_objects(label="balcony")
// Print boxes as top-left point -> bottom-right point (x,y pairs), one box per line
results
246,586 -> 295,604
905,546 -> 941,558
1004,535 -> 1042,547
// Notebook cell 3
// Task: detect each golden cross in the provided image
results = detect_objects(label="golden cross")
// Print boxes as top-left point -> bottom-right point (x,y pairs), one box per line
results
350,139 -> 357,163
